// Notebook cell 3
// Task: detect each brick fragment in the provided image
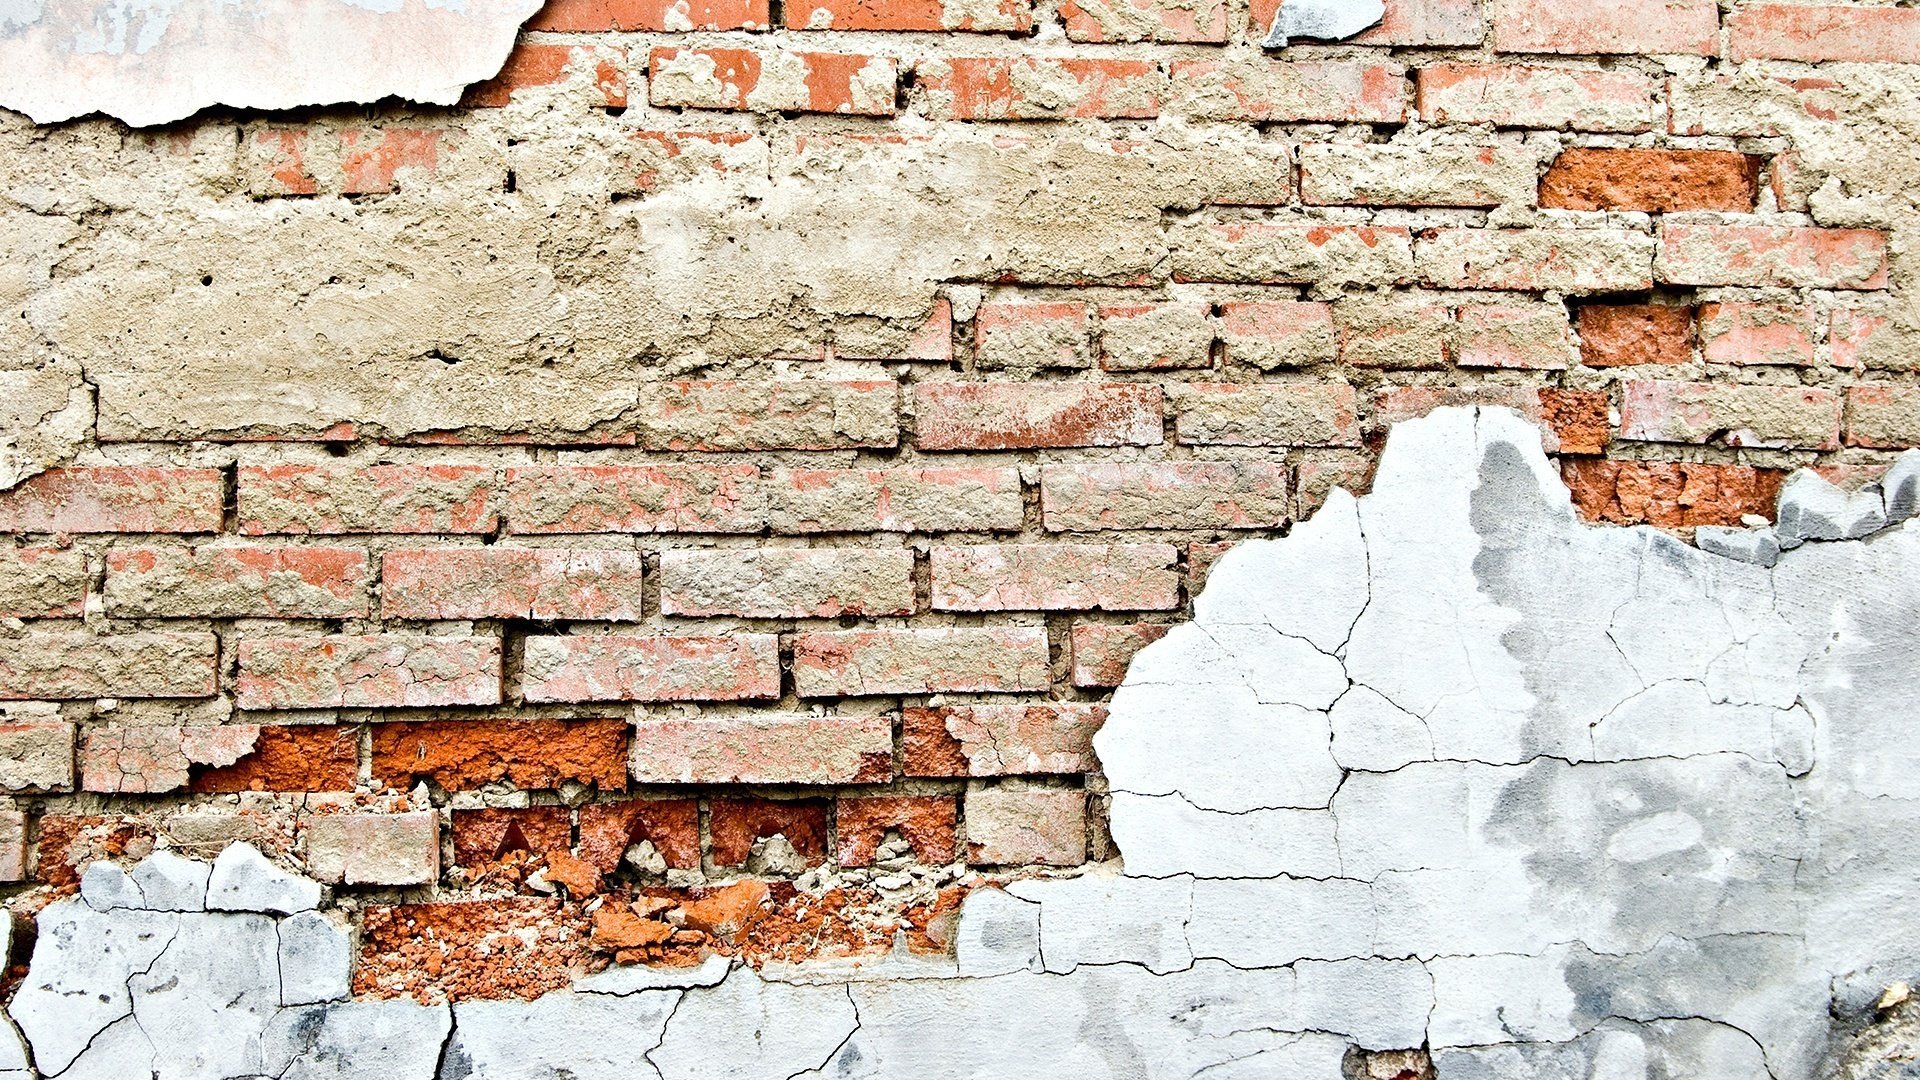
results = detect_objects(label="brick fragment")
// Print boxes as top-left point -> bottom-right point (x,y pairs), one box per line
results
84,725 -> 270,794
901,708 -> 970,777
521,634 -> 780,703
788,0 -> 1028,29
1297,453 -> 1376,514
237,465 -> 496,536
932,544 -> 1179,611
1170,223 -> 1414,286
1097,302 -> 1213,371
0,467 -> 224,534
453,807 -> 572,871
708,798 -> 829,866
0,721 -> 75,791
1416,64 -> 1656,132
792,627 -> 1051,697
235,635 -> 502,710
1301,143 -> 1534,208
1490,0 -> 1716,55
371,718 -> 628,792
0,546 -> 87,618
905,704 -> 1104,776
914,383 -> 1162,450
973,302 -> 1091,370
1539,388 -> 1612,456
504,465 -> 762,535
1540,149 -> 1761,213
838,796 -> 958,866
467,44 -> 627,108
1061,0 -> 1225,41
1564,460 -> 1786,528
1620,380 -> 1842,450
1729,4 -> 1920,64
1845,386 -> 1920,449
0,632 -> 217,701
1172,382 -> 1360,445
1070,623 -> 1171,687
1455,304 -> 1577,370
915,58 -> 1165,120
1698,303 -> 1815,367
1335,295 -> 1450,369
1830,309 -> 1898,371
1215,301 -> 1336,370
660,548 -> 914,617
1577,304 -> 1694,367
192,725 -> 359,793
1041,462 -> 1290,530
381,548 -> 646,621
631,713 -> 892,784
964,786 -> 1085,866
767,467 -> 1023,534
305,811 -> 440,886
1418,229 -> 1655,293
528,0 -> 771,30
649,47 -> 898,116
1658,225 -> 1889,291
1169,60 -> 1407,123
576,800 -> 701,872
105,546 -> 370,619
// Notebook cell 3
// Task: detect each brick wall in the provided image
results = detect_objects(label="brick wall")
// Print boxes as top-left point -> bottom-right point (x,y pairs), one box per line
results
3,0 -> 1919,967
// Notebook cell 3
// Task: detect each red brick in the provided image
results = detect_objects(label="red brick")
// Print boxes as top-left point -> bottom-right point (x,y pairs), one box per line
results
576,799 -> 701,872
1168,60 -> 1407,123
1248,0 -> 1482,44
381,548 -> 646,621
1040,462 -> 1291,531
1830,308 -> 1891,371
1216,301 -> 1336,370
35,814 -> 157,887
1455,304 -> 1577,370
974,301 -> 1090,369
1540,149 -> 1761,213
1619,380 -> 1842,450
637,380 -> 898,450
1097,302 -> 1213,371
915,58 -> 1164,120
1845,386 -> 1920,449
1729,4 -> 1920,63
838,795 -> 958,866
191,724 -> 360,793
792,627 -> 1051,697
1368,385 -> 1608,456
1564,460 -> 1786,528
235,635 -> 502,710
709,797 -> 829,866
0,632 -> 217,701
1070,622 -> 1171,687
766,467 -> 1024,533
370,717 -> 625,794
452,806 -> 572,871
503,465 -> 763,535
901,707 -> 969,777
1698,303 -> 1815,368
465,44 -> 627,108
903,703 -> 1103,776
238,464 -> 497,535
1539,388 -> 1613,457
521,634 -> 780,703
932,543 -> 1179,611
649,47 -> 898,116
81,726 -> 257,794
659,548 -> 914,618
1063,0 -> 1226,41
788,0 -> 1029,31
1491,0 -> 1716,55
965,786 -> 1084,866
1416,64 -> 1656,132
1577,304 -> 1694,367
0,546 -> 87,618
105,546 -> 370,618
0,467 -> 224,534
336,128 -> 442,195
252,129 -> 318,196
631,713 -> 893,784
1657,224 -> 1889,290
914,383 -> 1163,450
528,0 -> 770,30
1172,382 -> 1360,446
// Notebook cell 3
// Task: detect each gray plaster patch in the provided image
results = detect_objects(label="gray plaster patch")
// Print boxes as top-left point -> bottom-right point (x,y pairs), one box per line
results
1262,0 -> 1385,47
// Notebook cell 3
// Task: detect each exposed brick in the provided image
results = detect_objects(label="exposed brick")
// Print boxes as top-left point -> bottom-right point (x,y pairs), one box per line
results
1539,388 -> 1613,456
932,544 -> 1179,611
1577,304 -> 1694,368
467,44 -> 627,108
0,632 -> 217,701
1540,149 -> 1760,214
1061,0 -> 1225,41
576,799 -> 701,872
336,128 -> 443,195
1070,623 -> 1171,688
792,627 -> 1051,697
305,811 -> 440,886
1370,385 -> 1606,456
381,548 -> 646,621
1417,229 -> 1655,293
835,299 -> 955,362
1297,452 -> 1377,514
1657,224 -> 1889,291
914,383 -> 1163,450
659,548 -> 914,617
649,47 -> 898,116
767,467 -> 1023,534
1169,60 -> 1407,123
1041,462 -> 1290,531
631,713 -> 893,784
709,797 -> 829,866
1619,380 -> 1842,450
901,707 -> 969,777
1097,302 -> 1213,371
1666,72 -> 1853,139
1171,382 -> 1360,445
1455,304 -> 1577,370
1729,4 -> 1920,64
914,58 -> 1165,120
638,380 -> 897,450
1830,308 -> 1897,371
521,634 -> 781,703
371,718 -> 628,792
1490,0 -> 1716,55
1170,223 -> 1415,286
81,725 -> 254,794
0,812 -> 24,883
1248,0 -> 1482,44
191,724 -> 360,793
620,129 -> 769,195
0,721 -> 76,792
248,129 -> 318,196
0,467 -> 224,534
453,806 -> 572,871
1564,460 -> 1786,528
0,546 -> 87,618
974,301 -> 1091,370
1215,300 -> 1337,370
235,635 -> 502,710
1416,64 -> 1656,132
237,465 -> 497,536
504,465 -> 763,535
105,546 -> 370,619
905,704 -> 1104,776
788,0 -> 1028,29
1846,386 -> 1920,449
964,786 -> 1085,866
1698,303 -> 1815,368
838,795 -> 958,866
1301,143 -> 1534,208
1335,295 -> 1451,369
528,0 -> 771,30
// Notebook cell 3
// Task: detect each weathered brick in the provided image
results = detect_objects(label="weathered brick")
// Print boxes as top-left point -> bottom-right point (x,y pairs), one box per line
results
1335,295 -> 1451,369
381,548 -> 646,621
504,465 -> 763,535
521,634 -> 780,703
915,57 -> 1164,120
576,799 -> 701,871
1619,380 -> 1842,450
766,467 -> 1023,533
1539,388 -> 1613,456
0,811 -> 26,882
1455,304 -> 1577,370
1657,224 -> 1889,290
649,47 -> 898,116
1420,229 -> 1655,293
238,465 -> 497,536
371,718 -> 628,792
0,546 -> 87,618
1830,308 -> 1899,371
1171,382 -> 1359,445
467,44 -> 628,109
0,467 -> 224,534
914,383 -> 1163,450
1070,623 -> 1171,688
904,704 -> 1104,776
105,546 -> 369,619
834,299 -> 955,362
1698,303 -> 1815,368
1539,149 -> 1761,213
932,544 -> 1178,611
964,786 -> 1085,866
1061,0 -> 1225,41
838,795 -> 959,866
1564,460 -> 1786,528
630,713 -> 892,784
1249,0 -> 1482,44
637,380 -> 898,450
1215,300 -> 1336,370
1169,222 -> 1415,286
1490,0 -> 1716,55
305,811 -> 440,886
1097,302 -> 1213,371
974,301 -> 1091,370
1297,452 -> 1377,514
619,129 -> 769,195
1416,64 -> 1656,132
659,548 -> 914,617
453,806 -> 572,871
792,627 -> 1051,696
1729,4 -> 1920,64
1301,143 -> 1534,208
1169,60 -> 1406,123
191,724 -> 359,793
1846,386 -> 1920,449
1041,462 -> 1290,531
1577,304 -> 1694,367
529,0 -> 770,29
0,632 -> 217,700
709,797 -> 828,866
82,725 -> 261,794
235,635 -> 502,710
1371,385 -> 1607,455
901,708 -> 968,777
789,0 -> 1028,29
1666,72 -> 1853,138
0,721 -> 75,791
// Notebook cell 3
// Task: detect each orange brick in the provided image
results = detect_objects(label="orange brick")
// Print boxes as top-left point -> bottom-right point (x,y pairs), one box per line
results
192,725 -> 359,793
576,799 -> 701,871
709,797 -> 829,866
1564,460 -> 1786,528
466,43 -> 627,108
1540,149 -> 1761,213
371,718 -> 628,792
1577,304 -> 1694,367
837,795 -> 958,866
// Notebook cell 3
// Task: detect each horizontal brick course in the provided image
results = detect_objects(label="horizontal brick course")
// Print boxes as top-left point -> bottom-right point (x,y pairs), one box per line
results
371,718 -> 628,792
1455,304 -> 1577,371
1539,149 -> 1761,213
787,0 -> 1027,30
630,713 -> 893,784
914,382 -> 1163,450
191,724 -> 359,793
0,467 -> 224,534
1041,462 -> 1291,531
381,548 -> 647,621
522,634 -> 781,702
659,547 -> 914,617
932,543 -> 1179,611
792,627 -> 1051,696
106,546 -> 370,619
